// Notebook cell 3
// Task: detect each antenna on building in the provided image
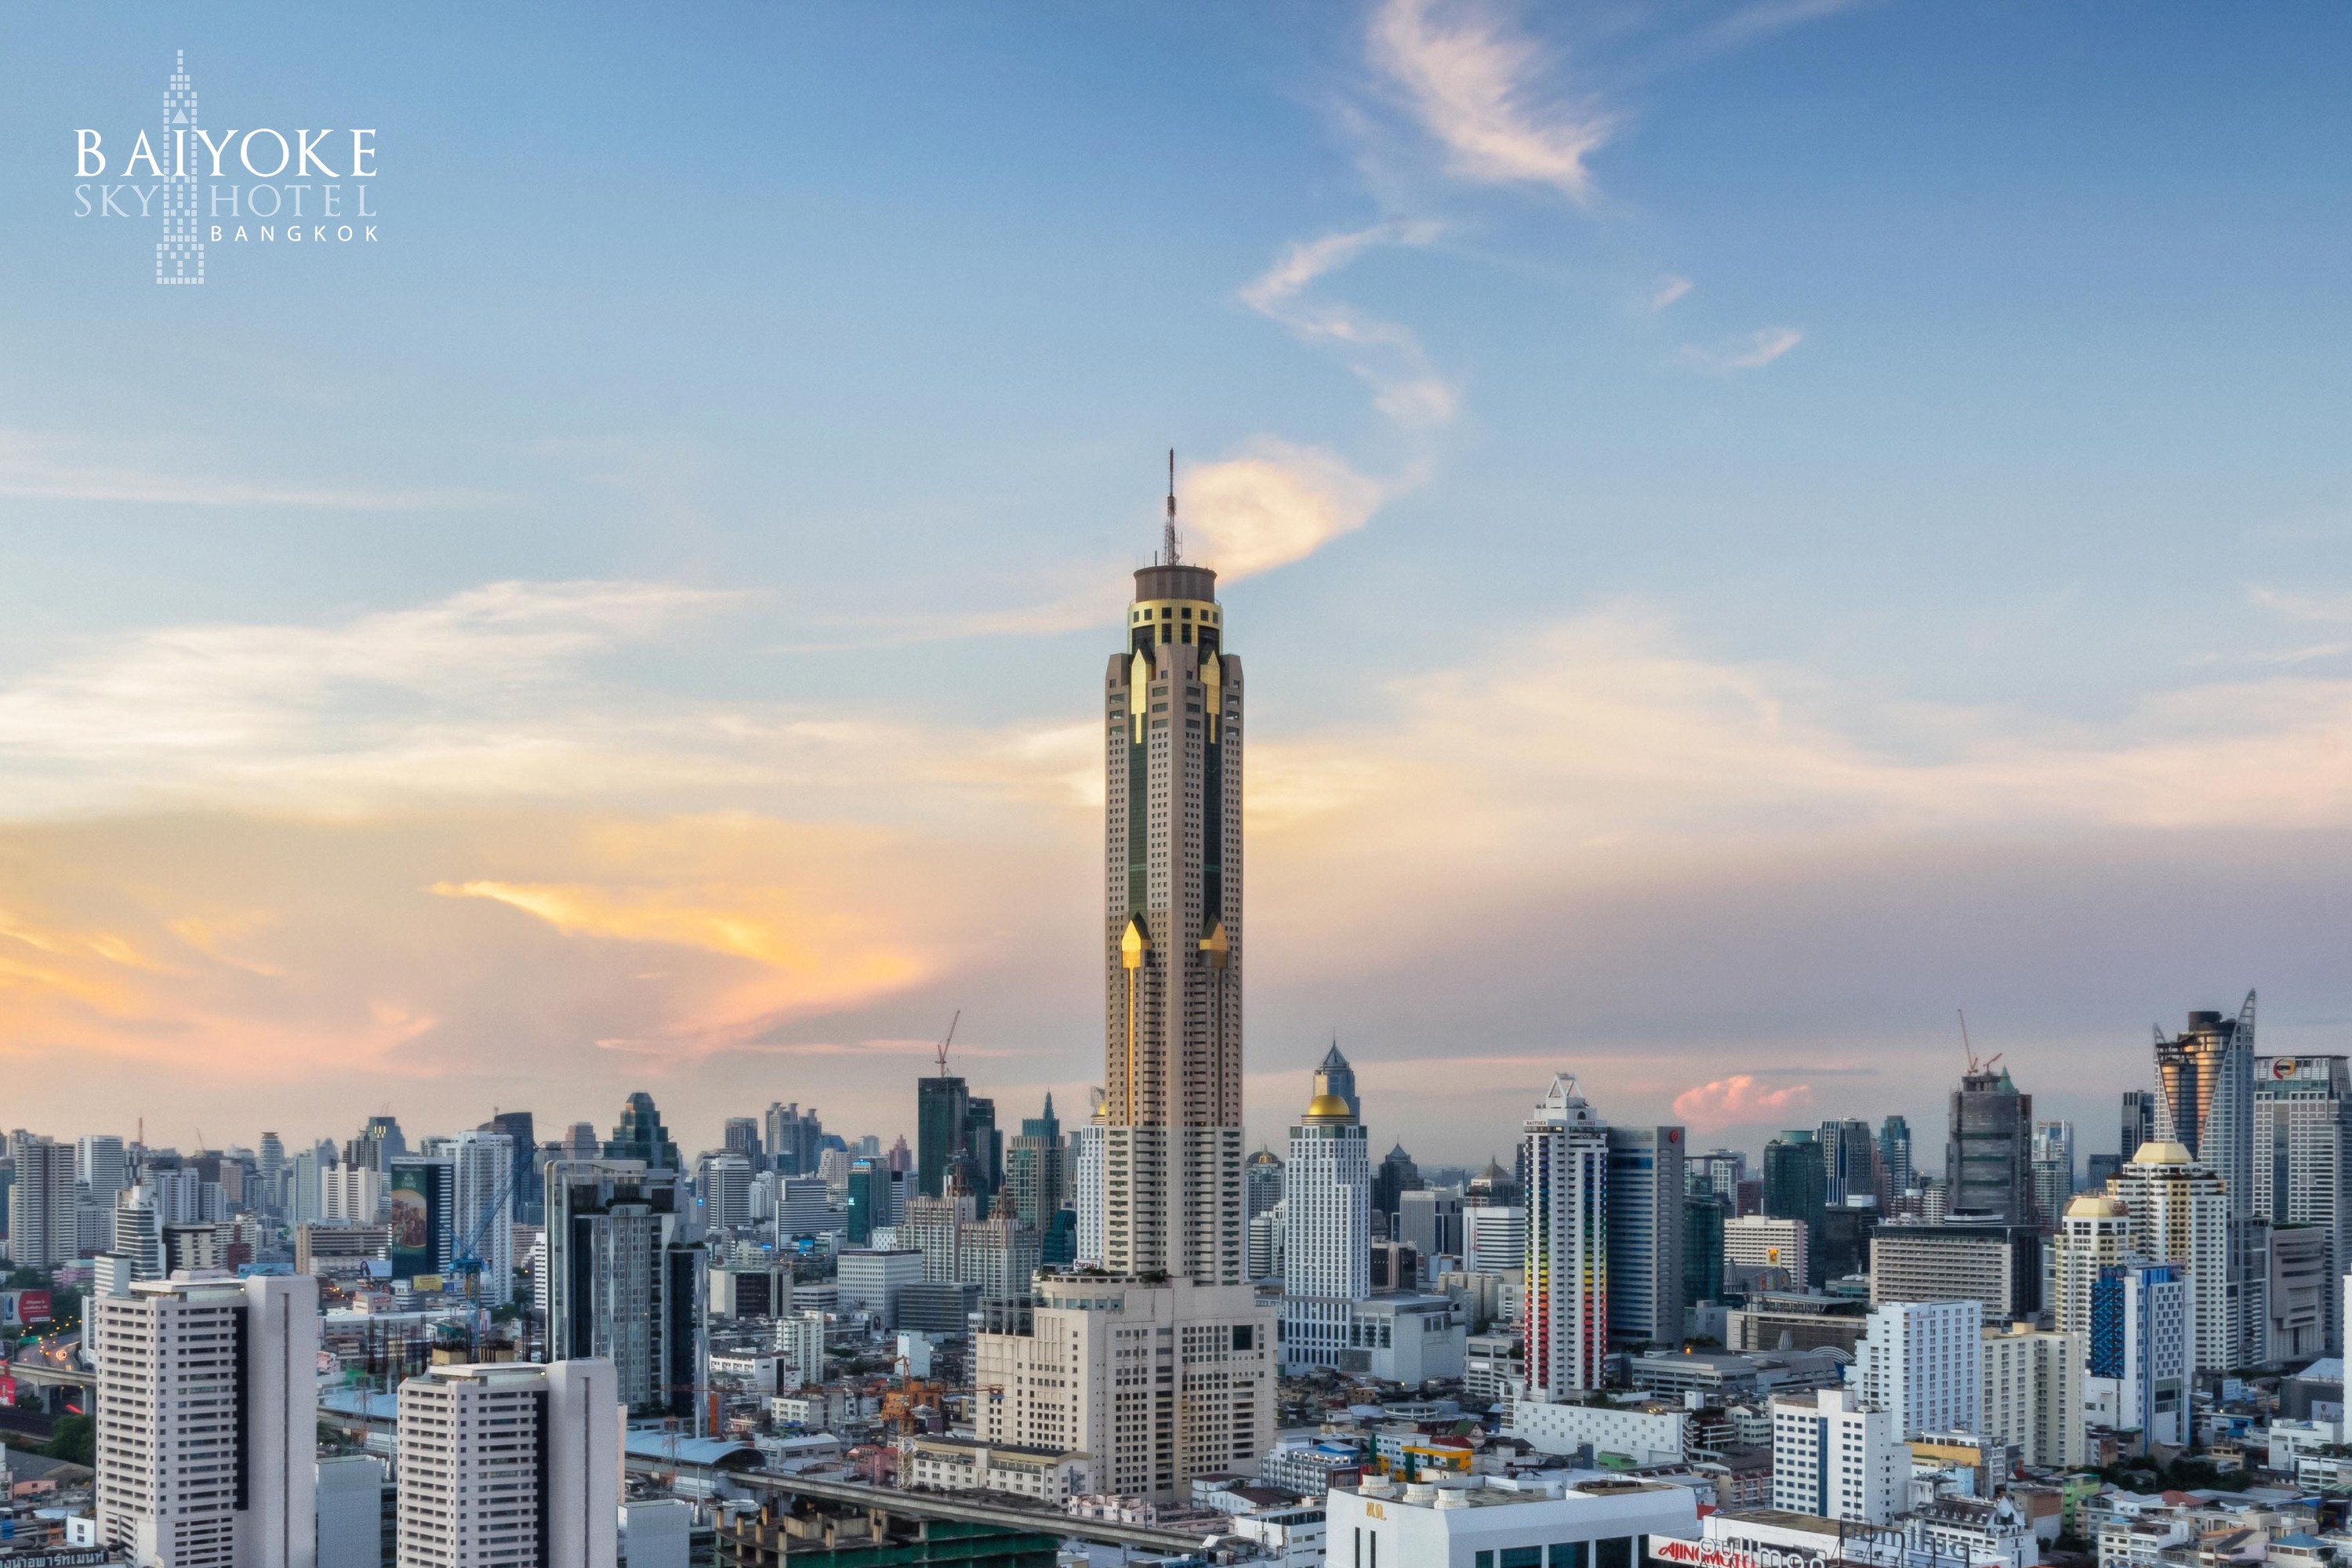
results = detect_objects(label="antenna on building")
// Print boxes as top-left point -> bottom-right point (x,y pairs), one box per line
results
935,1010 -> 960,1076
1163,448 -> 1181,566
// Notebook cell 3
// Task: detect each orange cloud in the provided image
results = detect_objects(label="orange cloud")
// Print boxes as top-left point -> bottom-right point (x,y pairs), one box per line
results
1671,1075 -> 1814,1130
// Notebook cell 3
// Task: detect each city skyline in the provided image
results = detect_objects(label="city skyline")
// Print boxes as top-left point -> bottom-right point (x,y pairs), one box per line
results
6,6 -> 2352,1157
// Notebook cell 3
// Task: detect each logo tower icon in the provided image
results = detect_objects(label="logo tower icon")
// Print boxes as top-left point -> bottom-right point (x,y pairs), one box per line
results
157,51 -> 203,285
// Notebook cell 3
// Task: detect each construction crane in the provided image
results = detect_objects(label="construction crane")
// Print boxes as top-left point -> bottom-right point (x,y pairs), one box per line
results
935,1009 -> 960,1075
1957,1009 -> 2002,1076
449,1163 -> 518,1301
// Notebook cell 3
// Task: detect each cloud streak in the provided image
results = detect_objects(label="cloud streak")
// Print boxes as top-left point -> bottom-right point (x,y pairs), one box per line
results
0,430 -> 498,510
1368,0 -> 1617,201
1678,326 -> 1804,372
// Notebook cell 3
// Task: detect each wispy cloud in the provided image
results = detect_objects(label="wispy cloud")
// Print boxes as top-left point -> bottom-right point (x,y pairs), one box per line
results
2249,586 -> 2352,623
1677,325 -> 1804,372
1650,274 -> 1694,311
1181,441 -> 1388,582
1240,221 -> 1457,429
0,430 -> 498,510
1368,0 -> 1617,202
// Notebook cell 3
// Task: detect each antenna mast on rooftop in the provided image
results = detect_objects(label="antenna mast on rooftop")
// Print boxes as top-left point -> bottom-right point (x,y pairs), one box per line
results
1162,448 -> 1181,566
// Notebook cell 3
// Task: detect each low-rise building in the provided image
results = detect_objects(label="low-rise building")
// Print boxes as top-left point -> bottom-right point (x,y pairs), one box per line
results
898,1435 -> 1094,1504
1507,1399 -> 1689,1465
1327,1474 -> 1697,1568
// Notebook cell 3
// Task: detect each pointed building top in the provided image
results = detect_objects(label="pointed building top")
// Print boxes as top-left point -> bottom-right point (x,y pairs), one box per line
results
1319,1039 -> 1350,1071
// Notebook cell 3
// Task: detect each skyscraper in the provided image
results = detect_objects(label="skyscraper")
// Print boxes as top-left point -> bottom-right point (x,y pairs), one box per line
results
1523,1074 -> 1609,1399
1244,1149 -> 1285,1229
1312,1040 -> 1359,1121
1372,1144 -> 1421,1240
2252,1054 -> 2351,1354
1073,1092 -> 1107,1268
1762,1131 -> 1827,1286
2053,1192 -> 2130,1340
481,1111 -> 538,1225
962,1097 -> 1003,1206
8,1135 -> 76,1269
1876,1116 -> 1913,1198
1606,1126 -> 1685,1348
1005,1093 -> 1066,1231
2121,1091 -> 2157,1164
1819,1119 -> 1877,1207
448,1130 -> 515,1305
915,1075 -> 969,1201
1282,1081 -> 1371,1373
2031,1120 -> 2076,1224
1100,489 -> 1244,1283
1853,1299 -> 1983,1439
722,1116 -> 764,1167
93,1272 -> 319,1568
602,1092 -> 681,1172
395,1359 -> 619,1568
1947,1065 -> 2034,1222
545,1161 -> 704,1423
2111,1140 -> 2233,1376
2154,996 -> 2256,1212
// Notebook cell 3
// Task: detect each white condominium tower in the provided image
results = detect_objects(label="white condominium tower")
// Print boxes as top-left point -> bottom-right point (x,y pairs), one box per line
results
1283,1077 -> 1371,1372
1102,469 -> 1244,1284
92,1271 -> 320,1568
1523,1074 -> 1610,1399
394,1360 -> 619,1568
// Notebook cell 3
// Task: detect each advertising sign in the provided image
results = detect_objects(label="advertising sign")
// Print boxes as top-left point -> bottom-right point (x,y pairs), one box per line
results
0,1290 -> 53,1328
387,1160 -> 446,1281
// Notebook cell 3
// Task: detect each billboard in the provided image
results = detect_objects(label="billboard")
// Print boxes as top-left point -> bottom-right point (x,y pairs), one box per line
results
387,1158 -> 451,1282
0,1290 -> 53,1328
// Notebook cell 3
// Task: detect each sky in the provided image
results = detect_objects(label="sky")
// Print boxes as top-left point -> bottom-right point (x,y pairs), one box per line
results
3,2 -> 2352,1169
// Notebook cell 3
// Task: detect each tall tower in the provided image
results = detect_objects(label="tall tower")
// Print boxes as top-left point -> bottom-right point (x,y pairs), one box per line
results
1523,1074 -> 1610,1399
2154,996 -> 2256,1215
1102,462 -> 1244,1283
1282,1084 -> 1371,1372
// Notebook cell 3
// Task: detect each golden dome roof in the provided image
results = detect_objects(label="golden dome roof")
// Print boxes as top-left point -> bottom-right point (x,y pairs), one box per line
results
1302,1093 -> 1356,1123
2130,1139 -> 2193,1166
2065,1192 -> 2126,1218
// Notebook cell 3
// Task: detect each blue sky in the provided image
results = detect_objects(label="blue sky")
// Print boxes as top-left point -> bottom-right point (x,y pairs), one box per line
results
2,2 -> 2350,1165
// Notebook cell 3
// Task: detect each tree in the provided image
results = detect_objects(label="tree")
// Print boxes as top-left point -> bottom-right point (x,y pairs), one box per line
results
41,1414 -> 93,1468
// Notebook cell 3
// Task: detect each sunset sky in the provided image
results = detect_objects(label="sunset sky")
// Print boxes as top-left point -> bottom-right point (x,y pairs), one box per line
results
4,3 -> 2352,1164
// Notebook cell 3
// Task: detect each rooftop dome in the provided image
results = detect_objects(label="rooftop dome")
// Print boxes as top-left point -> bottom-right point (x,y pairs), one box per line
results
2130,1139 -> 2193,1166
2065,1192 -> 2127,1218
1302,1093 -> 1356,1124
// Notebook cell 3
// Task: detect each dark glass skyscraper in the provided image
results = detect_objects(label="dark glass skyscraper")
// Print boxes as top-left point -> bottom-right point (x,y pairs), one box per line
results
481,1110 -> 539,1225
1762,1131 -> 1827,1285
602,1091 -> 681,1173
1947,1067 -> 2032,1221
916,1073 -> 969,1200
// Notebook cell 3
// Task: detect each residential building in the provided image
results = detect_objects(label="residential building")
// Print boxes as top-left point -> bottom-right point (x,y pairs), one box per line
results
2055,1192 -> 2132,1339
2111,1140 -> 2234,1375
971,1273 -> 1275,1504
91,1272 -> 319,1568
1099,523 -> 1245,1284
448,1129 -> 514,1305
775,1312 -> 825,1388
1523,1074 -> 1610,1399
1854,1299 -> 1983,1438
1464,1203 -> 1525,1276
2033,1120 -> 2077,1226
7,1134 -> 75,1269
1981,1323 -> 2085,1468
958,1199 -> 1042,1302
1606,1125 -> 1686,1348
2084,1261 -> 2189,1448
322,1163 -> 383,1222
1948,1065 -> 2034,1223
698,1152 -> 753,1232
1878,1117 -> 1914,1199
1769,1387 -> 1900,1525
393,1359 -> 618,1568
1073,1094 -> 1108,1269
543,1160 -> 704,1423
835,1247 -> 924,1323
1282,1079 -> 1371,1374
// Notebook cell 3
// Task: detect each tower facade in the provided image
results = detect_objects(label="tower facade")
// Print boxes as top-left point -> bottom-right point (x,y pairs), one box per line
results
1947,1066 -> 2034,1222
1523,1075 -> 1609,1399
1282,1087 -> 1370,1373
2111,1141 -> 2233,1376
1102,490 -> 1243,1284
2253,1054 -> 2352,1353
2155,999 -> 2257,1211
1605,1126 -> 1686,1348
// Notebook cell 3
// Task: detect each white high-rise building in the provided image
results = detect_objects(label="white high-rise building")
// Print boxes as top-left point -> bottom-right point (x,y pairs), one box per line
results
972,1272 -> 1274,1504
111,1187 -> 163,1280
1522,1075 -> 1610,1399
448,1130 -> 515,1306
1854,1299 -> 1983,1439
699,1152 -> 753,1233
92,1272 -> 319,1568
2111,1140 -> 2232,1375
1981,1323 -> 2085,1469
1606,1125 -> 1686,1348
8,1135 -> 77,1269
775,1312 -> 826,1388
2253,1054 -> 2351,1353
394,1359 -> 618,1568
1283,1080 -> 1371,1374
2088,1261 -> 2190,1449
2054,1192 -> 2132,1338
1771,1387 -> 1900,1525
1464,1205 -> 1526,1276
1100,507 -> 1245,1286
78,1134 -> 130,1205
322,1163 -> 383,1223
1073,1094 -> 1107,1269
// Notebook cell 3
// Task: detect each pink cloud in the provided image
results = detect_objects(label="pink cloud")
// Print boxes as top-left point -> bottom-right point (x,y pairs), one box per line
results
1671,1073 -> 1813,1129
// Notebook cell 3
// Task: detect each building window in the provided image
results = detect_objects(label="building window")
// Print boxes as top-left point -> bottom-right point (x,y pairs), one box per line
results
1598,1539 -> 1633,1568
